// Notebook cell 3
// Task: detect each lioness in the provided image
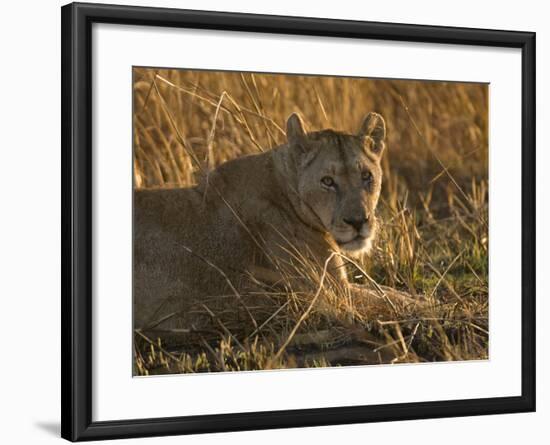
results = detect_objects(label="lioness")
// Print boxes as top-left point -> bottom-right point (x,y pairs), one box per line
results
134,112 -> 393,331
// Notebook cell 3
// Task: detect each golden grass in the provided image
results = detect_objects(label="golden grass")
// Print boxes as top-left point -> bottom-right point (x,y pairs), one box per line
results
132,67 -> 488,375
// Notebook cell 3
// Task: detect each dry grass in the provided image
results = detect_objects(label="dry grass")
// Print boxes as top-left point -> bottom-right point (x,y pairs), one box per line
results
132,67 -> 488,375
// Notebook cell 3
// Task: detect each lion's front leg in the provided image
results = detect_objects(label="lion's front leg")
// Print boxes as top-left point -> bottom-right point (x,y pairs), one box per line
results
347,282 -> 426,315
245,264 -> 338,295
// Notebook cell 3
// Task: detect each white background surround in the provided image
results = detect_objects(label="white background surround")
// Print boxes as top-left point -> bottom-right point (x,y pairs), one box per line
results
0,0 -> 547,444
93,24 -> 521,421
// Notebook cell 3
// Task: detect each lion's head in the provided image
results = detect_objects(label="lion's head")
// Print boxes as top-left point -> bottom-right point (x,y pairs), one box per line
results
285,112 -> 386,255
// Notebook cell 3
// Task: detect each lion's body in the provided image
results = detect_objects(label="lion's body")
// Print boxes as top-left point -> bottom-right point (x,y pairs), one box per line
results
134,113 -> 388,330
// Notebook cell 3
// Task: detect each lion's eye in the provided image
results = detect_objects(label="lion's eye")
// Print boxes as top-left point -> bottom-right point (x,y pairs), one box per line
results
321,176 -> 335,188
362,171 -> 373,184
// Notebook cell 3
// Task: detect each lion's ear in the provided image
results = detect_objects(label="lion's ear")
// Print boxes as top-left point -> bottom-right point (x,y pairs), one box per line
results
286,113 -> 306,145
358,112 -> 386,157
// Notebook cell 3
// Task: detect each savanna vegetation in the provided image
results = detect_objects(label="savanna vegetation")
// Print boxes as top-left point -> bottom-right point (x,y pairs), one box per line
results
132,68 -> 488,375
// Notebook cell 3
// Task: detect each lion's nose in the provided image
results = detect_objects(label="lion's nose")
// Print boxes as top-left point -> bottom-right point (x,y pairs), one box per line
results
343,215 -> 369,232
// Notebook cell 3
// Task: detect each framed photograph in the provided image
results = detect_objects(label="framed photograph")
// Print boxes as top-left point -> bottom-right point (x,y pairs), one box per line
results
61,2 -> 536,441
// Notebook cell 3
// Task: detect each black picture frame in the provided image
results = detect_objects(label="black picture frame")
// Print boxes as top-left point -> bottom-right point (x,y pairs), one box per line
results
61,2 -> 536,441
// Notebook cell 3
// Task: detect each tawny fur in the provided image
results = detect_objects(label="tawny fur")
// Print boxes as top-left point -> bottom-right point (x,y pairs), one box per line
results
134,112 -> 392,330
